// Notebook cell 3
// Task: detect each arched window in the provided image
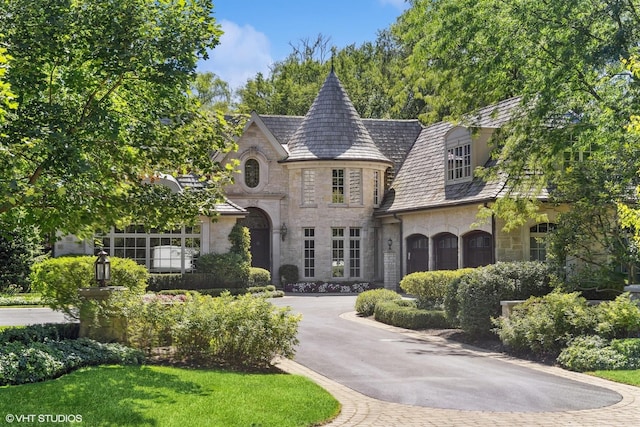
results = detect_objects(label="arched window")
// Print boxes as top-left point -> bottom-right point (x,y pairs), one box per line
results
244,159 -> 260,188
463,231 -> 493,268
530,223 -> 557,261
434,233 -> 458,270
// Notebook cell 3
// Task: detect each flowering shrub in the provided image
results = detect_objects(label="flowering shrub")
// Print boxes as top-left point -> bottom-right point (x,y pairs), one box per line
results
284,282 -> 373,293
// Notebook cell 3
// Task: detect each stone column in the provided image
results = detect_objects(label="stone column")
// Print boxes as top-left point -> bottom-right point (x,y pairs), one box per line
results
78,286 -> 127,343
384,250 -> 398,291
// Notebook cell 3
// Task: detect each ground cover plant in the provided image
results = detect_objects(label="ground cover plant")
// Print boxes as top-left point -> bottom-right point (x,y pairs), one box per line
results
0,365 -> 340,427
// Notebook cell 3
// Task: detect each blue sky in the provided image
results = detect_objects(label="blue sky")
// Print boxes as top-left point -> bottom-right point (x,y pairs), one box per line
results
198,0 -> 409,90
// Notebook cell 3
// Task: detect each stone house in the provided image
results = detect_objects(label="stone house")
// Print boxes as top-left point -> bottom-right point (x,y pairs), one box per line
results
56,70 -> 562,288
217,70 -> 561,287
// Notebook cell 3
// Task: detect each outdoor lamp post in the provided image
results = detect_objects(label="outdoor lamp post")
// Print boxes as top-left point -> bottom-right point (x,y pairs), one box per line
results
94,250 -> 111,287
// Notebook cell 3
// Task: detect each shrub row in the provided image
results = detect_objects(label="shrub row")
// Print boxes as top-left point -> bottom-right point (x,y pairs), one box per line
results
374,300 -> 450,329
0,323 -> 143,386
124,292 -> 300,369
148,267 -> 271,292
400,269 -> 474,309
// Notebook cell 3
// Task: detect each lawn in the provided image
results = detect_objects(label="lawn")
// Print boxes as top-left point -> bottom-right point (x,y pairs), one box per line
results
591,369 -> 640,387
0,365 -> 340,427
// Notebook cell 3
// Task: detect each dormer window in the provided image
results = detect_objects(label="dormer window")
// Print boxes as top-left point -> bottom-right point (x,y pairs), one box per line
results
445,127 -> 473,183
447,144 -> 471,181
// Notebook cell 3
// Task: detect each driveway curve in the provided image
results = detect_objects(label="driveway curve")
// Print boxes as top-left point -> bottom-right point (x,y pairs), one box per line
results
272,295 -> 621,412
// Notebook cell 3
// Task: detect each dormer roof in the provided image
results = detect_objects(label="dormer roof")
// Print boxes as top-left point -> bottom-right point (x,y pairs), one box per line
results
286,70 -> 391,163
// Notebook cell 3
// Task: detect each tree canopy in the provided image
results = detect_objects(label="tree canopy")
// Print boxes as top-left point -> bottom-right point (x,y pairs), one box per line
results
0,0 -> 237,238
393,0 -> 640,284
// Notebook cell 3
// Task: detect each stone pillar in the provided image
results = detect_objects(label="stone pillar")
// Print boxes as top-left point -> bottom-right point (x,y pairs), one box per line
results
78,286 -> 127,343
384,250 -> 398,291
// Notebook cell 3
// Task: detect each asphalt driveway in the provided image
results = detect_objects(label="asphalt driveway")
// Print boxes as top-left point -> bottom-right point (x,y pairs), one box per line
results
272,295 -> 622,412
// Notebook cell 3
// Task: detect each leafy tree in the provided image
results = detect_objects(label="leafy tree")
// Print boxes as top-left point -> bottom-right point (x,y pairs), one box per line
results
0,0 -> 238,238
394,0 -> 640,286
236,32 -> 408,118
191,71 -> 232,112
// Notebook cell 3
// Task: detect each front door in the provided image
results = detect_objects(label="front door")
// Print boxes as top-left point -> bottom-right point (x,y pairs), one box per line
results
240,208 -> 271,272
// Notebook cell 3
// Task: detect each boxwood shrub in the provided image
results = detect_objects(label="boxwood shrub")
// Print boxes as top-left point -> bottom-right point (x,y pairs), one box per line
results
374,300 -> 451,329
355,288 -> 402,317
249,267 -> 271,287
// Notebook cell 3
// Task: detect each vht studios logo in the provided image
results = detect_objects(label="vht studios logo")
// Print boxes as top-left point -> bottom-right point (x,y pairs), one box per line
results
5,414 -> 83,423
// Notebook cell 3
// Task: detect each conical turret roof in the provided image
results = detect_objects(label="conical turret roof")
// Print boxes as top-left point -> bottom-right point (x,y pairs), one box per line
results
286,70 -> 391,163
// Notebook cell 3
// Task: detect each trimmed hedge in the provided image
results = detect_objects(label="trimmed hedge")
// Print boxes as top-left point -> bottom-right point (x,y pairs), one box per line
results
30,256 -> 148,319
279,264 -> 299,285
455,262 -> 554,336
193,252 -> 250,287
374,300 -> 451,329
401,269 -> 475,308
249,267 -> 271,287
355,288 -> 402,316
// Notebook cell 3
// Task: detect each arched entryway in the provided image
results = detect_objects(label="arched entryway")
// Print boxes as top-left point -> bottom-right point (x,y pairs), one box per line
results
239,208 -> 271,271
434,232 -> 458,270
407,234 -> 429,274
463,231 -> 493,268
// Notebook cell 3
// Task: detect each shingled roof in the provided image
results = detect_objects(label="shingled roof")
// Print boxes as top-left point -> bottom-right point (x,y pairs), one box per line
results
285,70 -> 391,163
376,97 -> 523,215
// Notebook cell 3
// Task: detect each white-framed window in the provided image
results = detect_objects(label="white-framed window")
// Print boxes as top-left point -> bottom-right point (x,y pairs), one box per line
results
302,169 -> 315,205
332,169 -> 345,204
529,223 -> 557,261
349,228 -> 361,278
447,143 -> 472,181
349,169 -> 362,205
95,224 -> 202,273
332,228 -> 345,277
303,227 -> 315,278
563,144 -> 594,170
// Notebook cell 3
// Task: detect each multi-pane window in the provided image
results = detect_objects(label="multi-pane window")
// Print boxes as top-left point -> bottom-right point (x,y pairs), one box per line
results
332,228 -> 345,277
244,159 -> 260,188
447,143 -> 472,181
96,224 -> 201,273
349,169 -> 362,205
563,144 -> 594,170
530,223 -> 557,261
303,228 -> 315,278
349,228 -> 361,277
373,170 -> 381,206
332,169 -> 345,204
302,169 -> 315,205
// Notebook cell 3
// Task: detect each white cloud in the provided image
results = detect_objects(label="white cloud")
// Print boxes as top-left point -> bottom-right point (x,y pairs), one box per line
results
198,20 -> 273,91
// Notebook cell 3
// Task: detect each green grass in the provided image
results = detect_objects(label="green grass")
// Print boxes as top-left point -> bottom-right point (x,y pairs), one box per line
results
0,365 -> 340,427
591,369 -> 640,387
